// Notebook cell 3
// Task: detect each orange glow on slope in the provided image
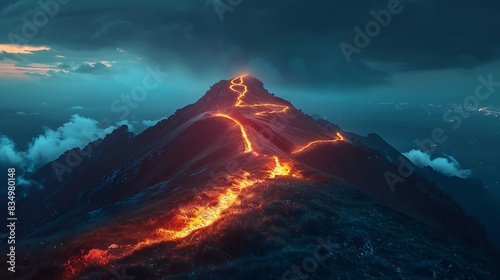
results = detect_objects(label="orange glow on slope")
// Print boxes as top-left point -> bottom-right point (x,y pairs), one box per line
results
292,132 -> 345,154
230,75 -> 289,116
213,113 -> 253,153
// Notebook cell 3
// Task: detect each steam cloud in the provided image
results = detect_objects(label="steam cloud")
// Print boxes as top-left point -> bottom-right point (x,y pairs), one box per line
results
403,149 -> 472,179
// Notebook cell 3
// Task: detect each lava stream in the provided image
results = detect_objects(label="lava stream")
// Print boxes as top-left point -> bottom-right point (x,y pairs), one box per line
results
230,75 -> 289,116
292,132 -> 344,154
134,171 -> 258,248
212,113 -> 253,153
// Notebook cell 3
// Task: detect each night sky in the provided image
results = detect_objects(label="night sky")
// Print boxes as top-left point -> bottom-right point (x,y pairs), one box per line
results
1,0 -> 499,196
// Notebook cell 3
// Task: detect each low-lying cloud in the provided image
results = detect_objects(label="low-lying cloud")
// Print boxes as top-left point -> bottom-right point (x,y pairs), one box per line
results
0,136 -> 24,165
403,149 -> 472,179
0,114 -> 118,170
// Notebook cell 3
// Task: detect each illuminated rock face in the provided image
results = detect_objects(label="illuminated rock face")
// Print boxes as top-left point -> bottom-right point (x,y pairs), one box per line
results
15,76 -> 496,280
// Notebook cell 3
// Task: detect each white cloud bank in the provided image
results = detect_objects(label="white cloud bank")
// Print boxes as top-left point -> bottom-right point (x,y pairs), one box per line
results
0,114 -> 118,170
0,114 -> 166,172
403,149 -> 472,179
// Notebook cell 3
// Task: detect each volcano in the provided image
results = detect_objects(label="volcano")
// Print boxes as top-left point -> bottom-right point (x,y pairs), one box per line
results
3,76 -> 499,279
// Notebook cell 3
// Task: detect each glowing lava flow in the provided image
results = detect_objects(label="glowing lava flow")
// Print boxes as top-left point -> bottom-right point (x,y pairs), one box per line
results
135,172 -> 258,249
230,75 -> 289,116
136,158 -> 298,249
213,113 -> 253,153
129,157 -> 297,251
292,132 -> 345,154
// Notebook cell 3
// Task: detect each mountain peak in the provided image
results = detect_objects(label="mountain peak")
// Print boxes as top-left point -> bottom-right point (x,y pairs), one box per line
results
187,74 -> 343,157
198,75 -> 281,112
235,74 -> 265,88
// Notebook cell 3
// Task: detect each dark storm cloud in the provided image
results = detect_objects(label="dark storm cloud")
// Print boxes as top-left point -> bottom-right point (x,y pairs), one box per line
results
1,0 -> 499,87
